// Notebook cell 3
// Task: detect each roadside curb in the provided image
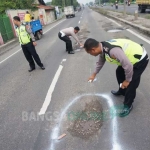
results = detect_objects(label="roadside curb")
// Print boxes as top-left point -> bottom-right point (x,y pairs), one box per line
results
0,38 -> 19,55
93,8 -> 150,36
107,14 -> 150,36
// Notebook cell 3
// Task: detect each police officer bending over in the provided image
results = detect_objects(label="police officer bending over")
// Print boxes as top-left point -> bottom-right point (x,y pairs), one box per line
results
13,16 -> 45,72
84,38 -> 149,117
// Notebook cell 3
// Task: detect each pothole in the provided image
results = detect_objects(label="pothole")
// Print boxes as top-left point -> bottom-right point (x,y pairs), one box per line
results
67,98 -> 103,139
107,27 -> 128,33
102,24 -> 113,28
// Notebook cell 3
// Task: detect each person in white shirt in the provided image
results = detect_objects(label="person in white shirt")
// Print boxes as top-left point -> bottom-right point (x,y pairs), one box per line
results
58,26 -> 83,54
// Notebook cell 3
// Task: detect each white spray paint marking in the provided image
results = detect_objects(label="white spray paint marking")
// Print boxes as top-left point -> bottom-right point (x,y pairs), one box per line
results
39,65 -> 63,115
51,127 -> 59,139
78,21 -> 80,24
107,18 -> 122,27
101,94 -> 121,150
0,19 -> 66,65
50,93 -> 121,150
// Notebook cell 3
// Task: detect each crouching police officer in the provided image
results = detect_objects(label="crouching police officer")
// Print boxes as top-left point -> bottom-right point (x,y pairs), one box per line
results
84,38 -> 149,117
13,16 -> 45,72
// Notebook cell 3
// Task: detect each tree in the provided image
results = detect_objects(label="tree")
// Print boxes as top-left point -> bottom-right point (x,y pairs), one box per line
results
46,2 -> 51,5
0,0 -> 36,14
51,0 -> 79,7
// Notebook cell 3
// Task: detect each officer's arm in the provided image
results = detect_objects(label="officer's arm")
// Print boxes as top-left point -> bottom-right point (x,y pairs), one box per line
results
94,53 -> 106,74
25,25 -> 36,42
110,47 -> 133,82
71,32 -> 81,45
88,54 -> 105,82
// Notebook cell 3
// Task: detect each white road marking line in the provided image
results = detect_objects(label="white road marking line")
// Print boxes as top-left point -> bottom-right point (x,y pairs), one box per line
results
78,21 -> 80,24
39,64 -> 63,115
107,18 -> 122,27
0,49 -> 21,64
127,29 -> 150,45
43,19 -> 66,34
106,17 -> 150,45
61,59 -> 67,64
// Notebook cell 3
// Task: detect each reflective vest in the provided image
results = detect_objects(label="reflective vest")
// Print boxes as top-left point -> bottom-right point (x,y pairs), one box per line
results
16,25 -> 31,45
101,39 -> 143,65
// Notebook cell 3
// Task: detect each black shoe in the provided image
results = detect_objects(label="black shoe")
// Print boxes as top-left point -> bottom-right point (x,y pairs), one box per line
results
111,90 -> 123,96
28,68 -> 35,72
119,105 -> 133,117
41,66 -> 45,70
68,51 -> 75,54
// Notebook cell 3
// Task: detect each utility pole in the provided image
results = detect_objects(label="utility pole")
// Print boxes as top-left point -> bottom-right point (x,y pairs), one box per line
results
123,0 -> 126,16
99,0 -> 100,6
65,0 -> 67,6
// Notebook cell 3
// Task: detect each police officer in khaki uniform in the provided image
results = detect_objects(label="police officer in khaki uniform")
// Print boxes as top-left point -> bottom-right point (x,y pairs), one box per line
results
13,16 -> 45,72
84,38 -> 149,117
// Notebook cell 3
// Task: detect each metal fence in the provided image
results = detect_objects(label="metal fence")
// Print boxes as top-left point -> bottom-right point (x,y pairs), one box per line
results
0,14 -> 14,43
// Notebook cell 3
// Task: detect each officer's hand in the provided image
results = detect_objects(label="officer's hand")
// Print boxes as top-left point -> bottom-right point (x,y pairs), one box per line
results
121,80 -> 130,89
88,73 -> 96,82
33,42 -> 37,46
80,43 -> 83,47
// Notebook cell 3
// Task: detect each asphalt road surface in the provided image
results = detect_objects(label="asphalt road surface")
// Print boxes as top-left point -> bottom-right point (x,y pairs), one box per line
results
103,4 -> 150,17
0,7 -> 150,150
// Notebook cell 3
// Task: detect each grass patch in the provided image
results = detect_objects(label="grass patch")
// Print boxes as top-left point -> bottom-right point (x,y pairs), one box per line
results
145,14 -> 150,19
91,7 -> 108,15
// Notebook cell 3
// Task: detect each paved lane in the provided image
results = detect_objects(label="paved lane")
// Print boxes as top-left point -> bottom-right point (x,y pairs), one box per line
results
0,7 -> 150,150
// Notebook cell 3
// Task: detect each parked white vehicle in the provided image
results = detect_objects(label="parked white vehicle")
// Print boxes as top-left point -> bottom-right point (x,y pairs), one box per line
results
64,6 -> 75,18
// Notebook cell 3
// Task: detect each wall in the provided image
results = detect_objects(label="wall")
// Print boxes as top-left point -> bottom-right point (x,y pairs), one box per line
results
50,10 -> 55,22
6,9 -> 30,37
0,33 -> 4,45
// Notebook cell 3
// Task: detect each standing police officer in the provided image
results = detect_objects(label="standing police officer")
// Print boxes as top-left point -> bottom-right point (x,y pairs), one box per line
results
13,16 -> 45,72
84,38 -> 149,117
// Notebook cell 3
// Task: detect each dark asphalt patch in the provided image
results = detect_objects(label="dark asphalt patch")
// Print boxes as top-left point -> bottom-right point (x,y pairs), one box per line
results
67,99 -> 103,139
102,24 -> 113,28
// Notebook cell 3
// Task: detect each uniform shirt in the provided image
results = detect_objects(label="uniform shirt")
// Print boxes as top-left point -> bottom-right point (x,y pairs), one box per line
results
25,14 -> 31,22
60,27 -> 80,44
17,25 -> 35,42
25,25 -> 35,42
95,43 -> 133,82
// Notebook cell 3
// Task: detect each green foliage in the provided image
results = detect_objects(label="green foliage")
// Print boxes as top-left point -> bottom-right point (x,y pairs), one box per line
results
46,2 -> 51,5
145,14 -> 150,19
51,0 -> 79,7
0,0 -> 36,14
